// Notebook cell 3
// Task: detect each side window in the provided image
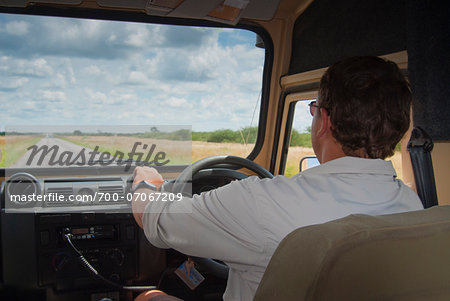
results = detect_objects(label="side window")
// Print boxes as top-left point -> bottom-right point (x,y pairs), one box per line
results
286,99 -> 404,179
285,100 -> 315,177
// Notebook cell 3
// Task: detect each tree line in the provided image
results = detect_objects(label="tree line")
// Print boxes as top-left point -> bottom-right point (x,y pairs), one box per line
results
192,126 -> 312,147
68,127 -> 313,147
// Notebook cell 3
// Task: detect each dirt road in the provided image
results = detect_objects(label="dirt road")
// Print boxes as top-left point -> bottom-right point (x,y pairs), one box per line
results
12,136 -> 105,168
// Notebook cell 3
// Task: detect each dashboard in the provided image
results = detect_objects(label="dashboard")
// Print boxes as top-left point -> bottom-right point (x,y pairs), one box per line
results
4,174 -> 132,213
3,168 -> 246,212
0,167 -> 246,301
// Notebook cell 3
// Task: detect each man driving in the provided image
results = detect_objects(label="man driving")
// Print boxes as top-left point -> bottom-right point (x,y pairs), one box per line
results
131,56 -> 423,300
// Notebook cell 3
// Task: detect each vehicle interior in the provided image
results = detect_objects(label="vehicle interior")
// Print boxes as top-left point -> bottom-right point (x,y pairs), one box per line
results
0,0 -> 449,300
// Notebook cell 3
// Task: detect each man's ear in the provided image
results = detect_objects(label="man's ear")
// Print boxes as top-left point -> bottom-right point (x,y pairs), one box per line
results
317,108 -> 332,137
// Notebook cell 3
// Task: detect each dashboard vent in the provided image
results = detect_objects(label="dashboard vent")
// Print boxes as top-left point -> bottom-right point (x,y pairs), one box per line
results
45,186 -> 74,206
98,184 -> 125,204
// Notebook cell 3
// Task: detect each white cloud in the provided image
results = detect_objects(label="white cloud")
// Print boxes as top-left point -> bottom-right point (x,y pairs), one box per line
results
85,89 -> 108,104
125,26 -> 151,47
29,58 -> 54,75
0,57 -> 54,77
0,77 -> 29,91
5,20 -> 29,35
22,100 -> 37,109
292,101 -> 314,132
116,111 -> 155,120
40,90 -> 68,102
109,91 -> 139,105
0,15 -> 265,131
127,71 -> 149,85
82,65 -> 102,76
163,97 -> 189,108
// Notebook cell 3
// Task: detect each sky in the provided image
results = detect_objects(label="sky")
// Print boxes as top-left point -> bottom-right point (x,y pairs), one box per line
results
0,13 -> 311,133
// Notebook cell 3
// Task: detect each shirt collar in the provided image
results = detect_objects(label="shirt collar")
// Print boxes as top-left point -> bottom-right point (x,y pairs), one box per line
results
298,156 -> 397,177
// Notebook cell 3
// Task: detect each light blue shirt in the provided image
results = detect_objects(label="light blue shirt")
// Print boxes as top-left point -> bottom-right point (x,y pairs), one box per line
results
143,157 -> 423,301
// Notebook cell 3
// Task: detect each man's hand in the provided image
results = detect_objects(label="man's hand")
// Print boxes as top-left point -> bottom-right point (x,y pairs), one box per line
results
131,166 -> 164,228
132,166 -> 164,189
135,289 -> 182,301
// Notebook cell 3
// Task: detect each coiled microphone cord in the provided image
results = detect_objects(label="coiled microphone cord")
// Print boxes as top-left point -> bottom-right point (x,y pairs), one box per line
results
63,231 -> 156,292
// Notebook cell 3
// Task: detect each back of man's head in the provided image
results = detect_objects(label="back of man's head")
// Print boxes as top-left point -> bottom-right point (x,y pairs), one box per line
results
319,56 -> 411,159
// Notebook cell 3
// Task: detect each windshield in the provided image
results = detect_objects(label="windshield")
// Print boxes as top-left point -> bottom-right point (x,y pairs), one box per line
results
0,14 -> 265,168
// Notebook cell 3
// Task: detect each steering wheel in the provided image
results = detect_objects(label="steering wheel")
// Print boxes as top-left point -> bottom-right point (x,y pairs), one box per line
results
172,155 -> 273,194
167,155 -> 273,279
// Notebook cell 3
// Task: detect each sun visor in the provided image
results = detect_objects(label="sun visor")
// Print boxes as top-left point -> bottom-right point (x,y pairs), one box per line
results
134,0 -> 281,25
0,0 -> 280,25
167,0 -> 249,24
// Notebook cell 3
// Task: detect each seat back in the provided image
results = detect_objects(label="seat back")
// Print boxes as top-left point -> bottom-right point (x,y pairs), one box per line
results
254,206 -> 450,301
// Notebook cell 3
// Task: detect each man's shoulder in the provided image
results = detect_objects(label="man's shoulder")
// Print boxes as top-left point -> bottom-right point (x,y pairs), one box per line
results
239,174 -> 293,187
294,157 -> 397,177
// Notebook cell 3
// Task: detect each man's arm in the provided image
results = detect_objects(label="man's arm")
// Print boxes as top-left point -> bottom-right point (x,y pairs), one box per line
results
132,166 -> 266,264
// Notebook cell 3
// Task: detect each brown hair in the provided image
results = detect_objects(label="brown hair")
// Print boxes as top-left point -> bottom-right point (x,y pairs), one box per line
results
319,56 -> 411,159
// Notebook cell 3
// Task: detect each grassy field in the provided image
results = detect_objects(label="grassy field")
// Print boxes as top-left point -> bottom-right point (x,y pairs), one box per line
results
59,135 -> 192,165
285,146 -> 316,177
191,141 -> 403,179
2,135 -> 403,179
191,141 -> 253,161
0,136 -> 4,167
286,146 -> 402,178
0,135 -> 43,168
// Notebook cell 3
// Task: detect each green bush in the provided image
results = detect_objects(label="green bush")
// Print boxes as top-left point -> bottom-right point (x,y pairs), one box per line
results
191,127 -> 258,144
135,129 -> 192,141
207,129 -> 239,143
290,129 -> 312,147
192,132 -> 210,141
170,129 -> 191,141
239,126 -> 258,144
191,127 -> 313,146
